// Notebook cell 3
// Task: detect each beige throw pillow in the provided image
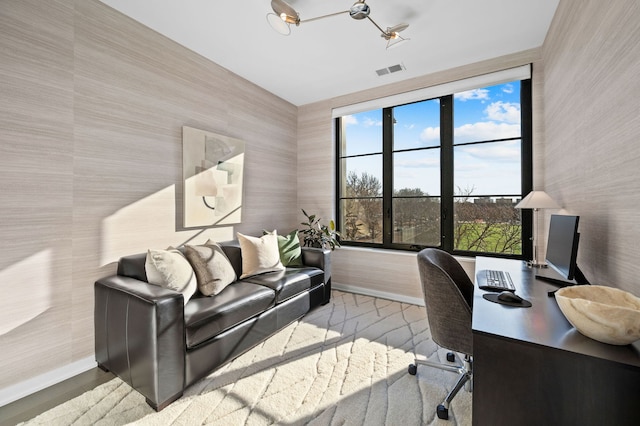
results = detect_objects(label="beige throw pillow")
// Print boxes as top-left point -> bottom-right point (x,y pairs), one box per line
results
184,241 -> 237,296
237,231 -> 285,279
145,248 -> 197,305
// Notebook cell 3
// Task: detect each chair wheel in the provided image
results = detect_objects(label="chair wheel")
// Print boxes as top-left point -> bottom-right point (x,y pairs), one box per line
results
436,404 -> 449,420
446,352 -> 455,362
408,364 -> 417,375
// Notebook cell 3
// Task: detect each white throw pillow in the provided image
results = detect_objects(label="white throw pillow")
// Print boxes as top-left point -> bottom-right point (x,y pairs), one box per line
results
145,248 -> 197,305
237,231 -> 285,279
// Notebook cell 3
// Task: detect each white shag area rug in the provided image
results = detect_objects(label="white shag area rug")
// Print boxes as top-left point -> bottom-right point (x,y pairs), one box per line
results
21,291 -> 471,425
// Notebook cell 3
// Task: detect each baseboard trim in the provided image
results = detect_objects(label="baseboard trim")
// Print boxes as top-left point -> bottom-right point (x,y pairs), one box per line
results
333,282 -> 424,306
0,356 -> 97,407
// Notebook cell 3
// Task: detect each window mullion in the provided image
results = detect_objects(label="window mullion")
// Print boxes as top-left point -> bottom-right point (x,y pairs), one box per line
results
440,95 -> 454,252
382,107 -> 394,247
521,79 -> 534,261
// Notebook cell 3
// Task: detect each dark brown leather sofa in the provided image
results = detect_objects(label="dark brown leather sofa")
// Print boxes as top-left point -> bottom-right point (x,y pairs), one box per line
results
94,240 -> 331,411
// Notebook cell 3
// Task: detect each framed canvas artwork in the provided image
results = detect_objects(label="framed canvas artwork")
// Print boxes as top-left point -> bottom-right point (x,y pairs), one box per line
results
182,126 -> 244,227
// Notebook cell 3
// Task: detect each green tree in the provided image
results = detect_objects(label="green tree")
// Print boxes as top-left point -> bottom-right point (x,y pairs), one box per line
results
344,171 -> 382,242
454,186 -> 521,254
393,188 -> 440,245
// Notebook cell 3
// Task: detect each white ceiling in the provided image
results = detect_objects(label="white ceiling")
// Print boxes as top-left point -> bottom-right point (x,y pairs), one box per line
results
98,0 -> 560,106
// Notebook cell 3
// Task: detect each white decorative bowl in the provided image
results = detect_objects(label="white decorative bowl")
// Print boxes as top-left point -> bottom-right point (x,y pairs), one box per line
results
555,285 -> 640,345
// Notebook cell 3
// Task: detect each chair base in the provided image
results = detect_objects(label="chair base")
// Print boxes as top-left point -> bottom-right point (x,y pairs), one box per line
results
409,353 -> 473,420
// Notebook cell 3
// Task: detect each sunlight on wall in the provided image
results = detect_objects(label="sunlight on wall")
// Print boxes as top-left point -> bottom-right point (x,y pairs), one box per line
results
0,249 -> 52,336
101,184 -> 236,265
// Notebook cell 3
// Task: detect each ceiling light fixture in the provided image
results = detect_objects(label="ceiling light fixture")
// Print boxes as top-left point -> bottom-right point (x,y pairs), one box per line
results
267,0 -> 410,49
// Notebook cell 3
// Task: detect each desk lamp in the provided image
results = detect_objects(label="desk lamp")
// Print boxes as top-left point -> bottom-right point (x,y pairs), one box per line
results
515,190 -> 559,267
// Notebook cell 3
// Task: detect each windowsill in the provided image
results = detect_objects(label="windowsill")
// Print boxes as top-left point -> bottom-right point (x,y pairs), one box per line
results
336,245 -> 476,265
336,245 -> 419,256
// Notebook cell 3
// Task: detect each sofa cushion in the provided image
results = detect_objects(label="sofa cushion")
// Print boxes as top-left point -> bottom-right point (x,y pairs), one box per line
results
243,267 -> 324,304
237,231 -> 285,278
184,281 -> 275,348
145,249 -> 197,305
184,241 -> 237,296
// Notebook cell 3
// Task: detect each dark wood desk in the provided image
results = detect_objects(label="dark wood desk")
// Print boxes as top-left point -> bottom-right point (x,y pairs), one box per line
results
472,257 -> 640,426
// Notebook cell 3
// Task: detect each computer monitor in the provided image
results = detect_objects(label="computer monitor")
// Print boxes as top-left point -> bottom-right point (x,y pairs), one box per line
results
546,214 -> 580,280
536,214 -> 589,287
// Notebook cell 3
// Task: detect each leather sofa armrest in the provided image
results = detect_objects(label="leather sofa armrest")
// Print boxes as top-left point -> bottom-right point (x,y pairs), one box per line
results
94,275 -> 185,410
96,274 -> 181,301
301,247 -> 332,304
301,247 -> 331,279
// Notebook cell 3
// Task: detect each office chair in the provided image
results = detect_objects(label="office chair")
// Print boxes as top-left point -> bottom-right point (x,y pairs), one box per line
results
408,248 -> 474,420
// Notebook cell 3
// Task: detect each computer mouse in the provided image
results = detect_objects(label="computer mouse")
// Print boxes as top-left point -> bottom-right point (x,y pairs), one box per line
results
497,290 -> 524,303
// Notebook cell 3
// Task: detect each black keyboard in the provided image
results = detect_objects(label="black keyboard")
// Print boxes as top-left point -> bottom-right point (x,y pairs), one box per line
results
479,269 -> 516,291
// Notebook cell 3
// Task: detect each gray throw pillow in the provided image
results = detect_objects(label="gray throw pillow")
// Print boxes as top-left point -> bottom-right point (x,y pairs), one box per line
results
184,241 -> 237,296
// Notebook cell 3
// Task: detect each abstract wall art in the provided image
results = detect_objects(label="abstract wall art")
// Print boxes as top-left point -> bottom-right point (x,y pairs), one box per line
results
182,126 -> 245,228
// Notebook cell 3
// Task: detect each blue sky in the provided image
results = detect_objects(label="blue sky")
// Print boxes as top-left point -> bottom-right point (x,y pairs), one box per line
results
343,82 -> 522,197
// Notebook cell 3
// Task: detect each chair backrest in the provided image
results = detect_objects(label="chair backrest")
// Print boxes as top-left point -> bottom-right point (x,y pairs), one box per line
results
417,248 -> 474,356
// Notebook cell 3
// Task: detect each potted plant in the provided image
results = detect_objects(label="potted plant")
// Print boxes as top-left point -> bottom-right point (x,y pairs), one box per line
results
299,209 -> 341,251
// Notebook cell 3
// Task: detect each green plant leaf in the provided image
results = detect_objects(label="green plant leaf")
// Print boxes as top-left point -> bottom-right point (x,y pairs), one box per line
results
299,208 -> 340,251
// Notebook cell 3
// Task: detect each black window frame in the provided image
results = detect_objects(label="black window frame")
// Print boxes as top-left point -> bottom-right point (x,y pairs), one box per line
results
335,78 -> 533,259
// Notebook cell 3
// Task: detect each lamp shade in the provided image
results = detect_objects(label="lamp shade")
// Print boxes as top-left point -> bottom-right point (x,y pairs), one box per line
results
515,191 -> 559,210
271,0 -> 299,25
267,13 -> 291,35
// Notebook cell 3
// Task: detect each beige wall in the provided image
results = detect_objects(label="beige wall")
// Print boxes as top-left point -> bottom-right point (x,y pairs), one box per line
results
540,0 -> 640,293
0,0 -> 298,395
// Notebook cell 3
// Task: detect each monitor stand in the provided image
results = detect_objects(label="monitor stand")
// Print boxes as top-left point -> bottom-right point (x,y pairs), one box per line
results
536,265 -> 590,297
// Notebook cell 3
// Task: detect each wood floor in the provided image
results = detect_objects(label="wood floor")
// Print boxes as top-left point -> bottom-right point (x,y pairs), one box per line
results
0,368 -> 113,426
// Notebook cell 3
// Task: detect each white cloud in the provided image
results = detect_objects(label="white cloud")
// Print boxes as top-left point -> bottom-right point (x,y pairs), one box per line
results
396,157 -> 440,168
453,162 -> 488,173
485,101 -> 520,124
454,89 -> 490,102
459,141 -> 521,162
343,114 -> 381,127
343,115 -> 358,126
502,84 -> 514,94
454,121 -> 520,143
416,117 -> 521,145
363,117 -> 382,127
420,126 -> 440,141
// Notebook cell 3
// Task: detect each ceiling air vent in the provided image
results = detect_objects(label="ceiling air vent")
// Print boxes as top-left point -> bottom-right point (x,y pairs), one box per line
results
375,63 -> 405,77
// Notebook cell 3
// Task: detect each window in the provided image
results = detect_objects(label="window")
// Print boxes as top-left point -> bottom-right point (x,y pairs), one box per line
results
336,72 -> 532,257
